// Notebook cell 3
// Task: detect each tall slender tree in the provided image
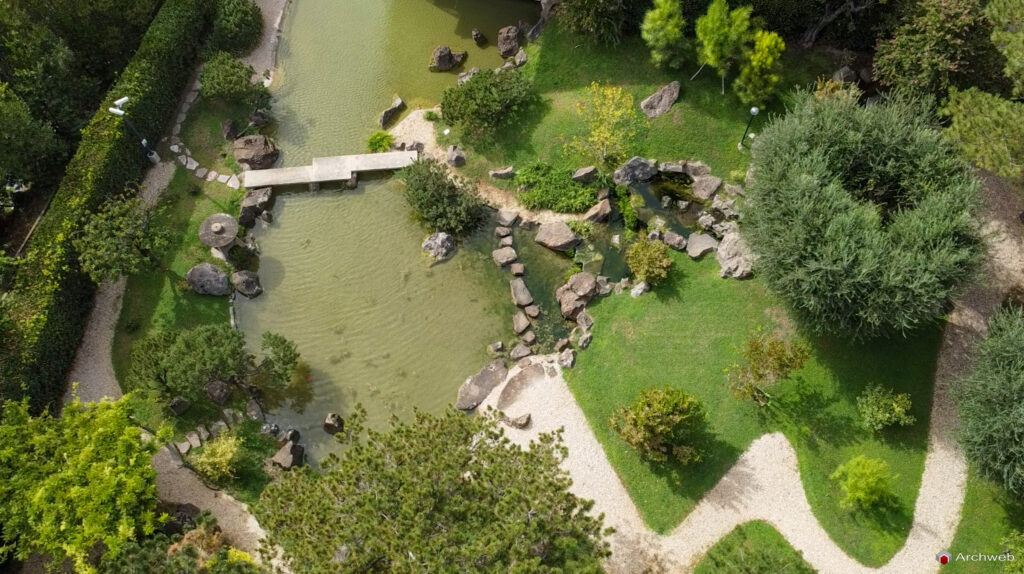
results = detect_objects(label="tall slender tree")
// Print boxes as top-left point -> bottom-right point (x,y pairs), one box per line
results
694,0 -> 753,94
642,0 -> 688,70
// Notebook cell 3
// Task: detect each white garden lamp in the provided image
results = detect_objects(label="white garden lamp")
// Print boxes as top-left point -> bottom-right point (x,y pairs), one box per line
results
738,106 -> 759,151
107,97 -> 160,164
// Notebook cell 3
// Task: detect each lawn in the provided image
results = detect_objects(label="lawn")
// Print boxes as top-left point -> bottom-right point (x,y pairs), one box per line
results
179,97 -> 250,175
565,254 -> 941,566
439,20 -> 835,183
694,521 -> 815,573
945,469 -> 1024,572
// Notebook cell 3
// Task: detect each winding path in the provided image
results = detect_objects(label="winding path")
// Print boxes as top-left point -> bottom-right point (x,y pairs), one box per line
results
482,175 -> 1024,573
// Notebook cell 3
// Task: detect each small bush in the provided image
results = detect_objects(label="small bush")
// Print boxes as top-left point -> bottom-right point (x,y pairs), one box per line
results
423,110 -> 439,122
567,220 -> 595,239
857,384 -> 915,432
515,163 -> 597,213
192,434 -> 244,483
559,0 -> 626,45
200,52 -> 269,109
366,131 -> 393,153
209,0 -> 263,56
610,387 -> 707,464
626,237 -> 672,285
830,455 -> 896,510
727,328 -> 810,406
398,158 -> 485,236
440,69 -> 535,139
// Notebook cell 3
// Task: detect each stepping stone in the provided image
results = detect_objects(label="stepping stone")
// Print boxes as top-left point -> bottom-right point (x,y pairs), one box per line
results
185,157 -> 199,171
209,420 -> 228,437
170,144 -> 181,154
196,425 -> 210,442
172,123 -> 181,136
185,431 -> 202,449
226,175 -> 240,189
176,441 -> 191,455
513,311 -> 530,334
499,236 -> 514,248
510,263 -> 525,276
195,167 -> 208,179
176,112 -> 187,124
186,89 -> 199,104
177,155 -> 187,166
520,330 -> 537,345
222,408 -> 241,426
524,305 -> 540,318
217,174 -> 230,184
205,170 -> 219,182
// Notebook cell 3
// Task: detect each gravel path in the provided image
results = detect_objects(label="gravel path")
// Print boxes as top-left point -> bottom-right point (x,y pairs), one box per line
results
483,177 -> 1023,573
242,0 -> 291,87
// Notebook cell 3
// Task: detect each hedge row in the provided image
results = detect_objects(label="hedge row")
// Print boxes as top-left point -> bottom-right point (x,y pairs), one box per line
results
0,0 -> 213,411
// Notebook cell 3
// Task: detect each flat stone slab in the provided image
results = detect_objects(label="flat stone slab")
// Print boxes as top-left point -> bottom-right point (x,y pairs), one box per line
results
217,174 -> 230,184
687,233 -> 720,258
497,364 -> 545,409
455,360 -> 509,410
226,175 -> 240,189
185,431 -> 202,449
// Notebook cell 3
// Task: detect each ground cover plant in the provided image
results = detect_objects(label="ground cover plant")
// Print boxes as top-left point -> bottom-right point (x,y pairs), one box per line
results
694,521 -> 815,573
565,255 -> 940,565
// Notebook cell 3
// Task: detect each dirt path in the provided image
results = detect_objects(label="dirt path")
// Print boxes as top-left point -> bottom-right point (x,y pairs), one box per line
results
483,176 -> 1023,573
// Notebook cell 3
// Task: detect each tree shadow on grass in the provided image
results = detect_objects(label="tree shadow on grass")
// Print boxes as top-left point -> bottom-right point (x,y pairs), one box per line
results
767,376 -> 862,450
645,429 -> 745,503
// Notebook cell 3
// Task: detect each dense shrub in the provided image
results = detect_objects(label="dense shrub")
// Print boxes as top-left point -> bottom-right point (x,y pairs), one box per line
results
209,0 -> 263,56
830,455 -> 896,510
744,89 -> 983,338
558,0 -> 627,45
626,237 -> 673,286
726,328 -> 810,406
0,84 -> 62,211
610,387 -> 708,464
955,307 -> 1024,497
440,69 -> 535,139
515,163 -> 597,214
73,195 -> 170,283
200,52 -> 269,109
366,131 -> 393,153
398,158 -> 485,236
857,384 -> 915,432
641,0 -> 687,69
191,434 -> 244,483
0,0 -> 212,411
940,88 -> 1024,179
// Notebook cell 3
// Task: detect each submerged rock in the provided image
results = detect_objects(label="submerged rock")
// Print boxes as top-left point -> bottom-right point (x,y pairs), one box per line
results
534,222 -> 580,251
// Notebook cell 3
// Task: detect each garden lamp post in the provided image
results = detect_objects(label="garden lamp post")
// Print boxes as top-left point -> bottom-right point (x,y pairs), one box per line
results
738,106 -> 760,151
107,97 -> 160,164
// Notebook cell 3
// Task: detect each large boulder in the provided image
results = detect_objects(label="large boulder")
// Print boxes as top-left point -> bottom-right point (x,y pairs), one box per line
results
232,135 -> 279,171
238,187 -> 273,227
510,278 -> 533,306
497,26 -> 519,58
711,195 -> 738,220
271,441 -> 304,470
686,233 -> 720,258
716,230 -> 754,279
566,272 -> 598,299
613,157 -> 658,186
572,166 -> 598,183
231,271 -> 263,299
492,246 -> 518,266
583,199 -> 612,223
455,360 -> 509,410
446,145 -> 466,167
422,232 -> 456,261
534,221 -> 580,251
186,263 -> 230,296
379,96 -> 405,128
691,175 -> 722,201
555,272 -> 597,319
429,46 -> 467,71
640,81 -> 680,118
204,380 -> 231,405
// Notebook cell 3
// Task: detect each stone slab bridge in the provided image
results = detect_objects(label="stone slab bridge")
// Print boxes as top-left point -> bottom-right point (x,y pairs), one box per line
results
241,150 -> 419,190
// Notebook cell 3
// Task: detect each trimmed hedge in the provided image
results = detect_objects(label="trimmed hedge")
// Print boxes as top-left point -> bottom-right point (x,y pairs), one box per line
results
0,0 -> 212,411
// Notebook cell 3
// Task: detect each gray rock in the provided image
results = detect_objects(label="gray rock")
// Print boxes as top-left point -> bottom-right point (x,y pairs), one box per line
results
429,46 -> 467,71
520,330 -> 537,345
503,413 -> 531,429
176,441 -> 191,455
456,360 -> 509,410
698,212 -> 716,231
716,230 -> 754,279
245,398 -> 264,421
613,157 -> 658,186
583,199 -> 612,223
499,235 -> 514,248
510,278 -> 533,306
186,263 -> 230,296
572,166 -> 598,183
686,233 -> 720,258
555,338 -> 570,352
509,343 -> 532,360
494,226 -> 512,238
659,161 -> 687,174
556,286 -> 586,320
686,161 -> 711,178
596,275 -> 612,296
724,183 -> 745,197
457,67 -> 480,86
711,195 -> 739,220
598,188 -> 610,200
558,348 -> 576,369
492,246 -> 518,267
323,413 -> 345,434
524,304 -> 540,318
496,209 -> 519,227
578,331 -> 593,349
832,65 -> 858,84
379,96 -> 405,128
498,26 -> 519,58
630,281 -> 649,298
196,425 -> 210,442
169,397 -> 191,416
661,195 -> 673,209
249,110 -> 271,128
472,28 -> 487,46
510,262 -> 525,276
692,175 -> 722,201
260,423 -> 280,437
647,229 -> 663,242
513,311 -> 530,334
640,81 -> 680,118
446,145 -> 466,167
231,271 -> 263,299
678,199 -> 691,211
238,187 -> 273,227
422,232 -> 456,261
489,166 -> 515,179
576,309 -> 594,330
271,441 -> 304,470
204,380 -> 231,405
567,272 -> 598,298
534,221 -> 580,251
195,167 -> 208,179
513,48 -> 528,67
233,135 -> 279,170
186,431 -> 202,449
488,341 -> 504,354
663,231 -> 687,251
210,421 -> 228,437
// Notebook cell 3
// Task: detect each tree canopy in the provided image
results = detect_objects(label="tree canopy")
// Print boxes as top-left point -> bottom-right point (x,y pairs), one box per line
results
940,88 -> 1024,179
744,89 -> 983,338
398,158 -> 486,236
0,84 -> 61,209
641,0 -> 687,70
73,194 -> 170,283
440,69 -> 536,140
732,30 -> 786,106
695,0 -> 753,94
256,407 -> 611,573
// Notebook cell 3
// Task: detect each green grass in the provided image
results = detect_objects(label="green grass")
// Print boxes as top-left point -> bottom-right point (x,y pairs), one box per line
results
440,20 -> 835,184
694,521 -> 815,573
945,469 -> 1024,572
179,98 -> 250,174
565,254 -> 941,566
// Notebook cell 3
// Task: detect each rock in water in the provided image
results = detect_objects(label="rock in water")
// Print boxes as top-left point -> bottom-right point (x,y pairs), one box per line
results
534,222 -> 580,251
510,278 -> 533,306
640,81 -> 680,118
379,96 -> 405,128
429,46 -> 467,71
231,271 -> 263,298
271,442 -> 304,470
612,157 -> 658,186
238,187 -> 273,227
186,263 -> 230,296
716,230 -> 754,279
455,360 -> 509,410
422,232 -> 456,260
492,247 -> 518,266
232,135 -> 279,170
472,28 -> 487,46
496,209 -> 520,227
498,26 -> 519,58
323,413 -> 345,434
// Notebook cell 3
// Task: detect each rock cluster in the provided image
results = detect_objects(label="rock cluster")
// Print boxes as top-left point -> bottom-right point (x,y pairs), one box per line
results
232,135 -> 279,170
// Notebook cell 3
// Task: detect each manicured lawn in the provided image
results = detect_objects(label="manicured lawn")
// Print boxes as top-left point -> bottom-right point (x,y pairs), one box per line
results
565,254 -> 941,566
440,20 -> 835,183
694,521 -> 815,573
946,469 -> 1024,572
179,98 -> 250,175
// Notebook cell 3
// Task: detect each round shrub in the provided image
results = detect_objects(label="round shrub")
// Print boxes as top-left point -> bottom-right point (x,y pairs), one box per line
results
955,306 -> 1024,497
191,433 -> 244,483
209,0 -> 263,56
856,384 -> 915,432
626,236 -> 672,286
397,158 -> 485,236
366,131 -> 393,153
744,89 -> 983,338
830,455 -> 896,510
200,52 -> 268,109
610,387 -> 707,464
440,69 -> 535,139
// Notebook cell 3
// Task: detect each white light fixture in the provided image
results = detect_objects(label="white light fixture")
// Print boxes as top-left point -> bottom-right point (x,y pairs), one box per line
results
114,96 -> 130,108
107,107 -> 125,117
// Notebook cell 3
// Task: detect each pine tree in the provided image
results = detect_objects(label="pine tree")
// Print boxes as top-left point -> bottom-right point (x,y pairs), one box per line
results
732,30 -> 786,106
641,0 -> 687,70
694,0 -> 753,94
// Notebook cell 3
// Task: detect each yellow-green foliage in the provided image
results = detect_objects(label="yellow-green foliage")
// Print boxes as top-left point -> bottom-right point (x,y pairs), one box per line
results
641,0 -> 687,69
733,30 -> 786,107
830,455 -> 897,510
610,387 -> 708,464
192,434 -> 244,483
940,88 -> 1024,179
568,82 -> 647,166
626,237 -> 672,285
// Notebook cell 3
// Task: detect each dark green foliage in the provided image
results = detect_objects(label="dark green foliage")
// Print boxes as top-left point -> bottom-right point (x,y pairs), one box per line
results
610,387 -> 708,464
209,0 -> 263,56
0,398 -> 160,570
257,331 -> 300,389
744,89 -> 983,338
440,69 -> 536,139
696,521 -> 816,574
0,84 -> 62,202
397,158 -> 485,236
557,0 -> 627,45
515,163 -> 598,213
255,408 -> 610,573
127,324 -> 249,402
0,0 -> 211,411
857,384 -> 915,432
726,328 -> 810,406
615,187 -> 639,230
200,52 -> 269,110
73,194 -> 171,283
625,236 -> 673,285
955,307 -> 1024,497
